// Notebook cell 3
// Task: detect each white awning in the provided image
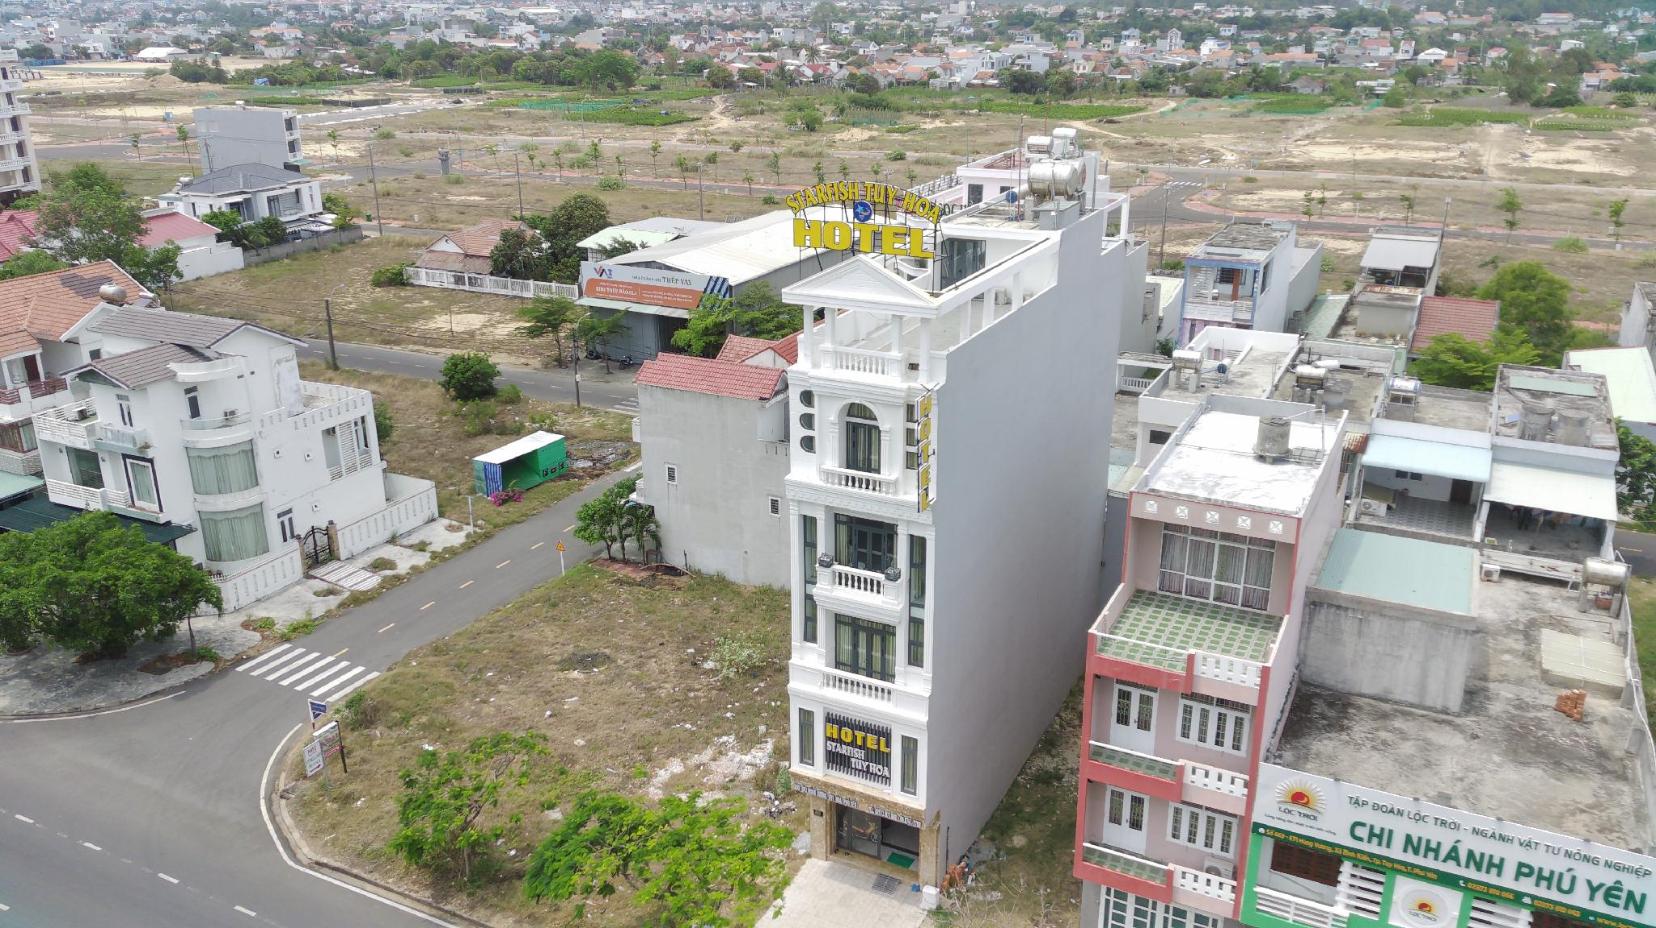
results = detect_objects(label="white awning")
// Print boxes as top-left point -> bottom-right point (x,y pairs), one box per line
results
472,430 -> 564,465
1485,462 -> 1619,521
1363,435 -> 1491,483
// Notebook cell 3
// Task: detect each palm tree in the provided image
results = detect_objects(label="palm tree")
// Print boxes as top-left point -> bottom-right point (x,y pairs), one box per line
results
176,125 -> 194,170
128,133 -> 141,159
649,140 -> 662,177
743,171 -> 755,196
553,151 -> 565,182
674,155 -> 693,189
767,151 -> 782,184
326,129 -> 341,162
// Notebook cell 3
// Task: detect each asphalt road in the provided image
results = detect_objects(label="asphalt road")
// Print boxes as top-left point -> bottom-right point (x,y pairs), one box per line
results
1617,529 -> 1656,576
0,465 -> 635,927
293,338 -> 641,414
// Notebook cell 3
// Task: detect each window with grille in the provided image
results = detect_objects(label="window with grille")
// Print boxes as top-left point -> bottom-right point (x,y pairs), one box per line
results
1178,695 -> 1250,753
1158,525 -> 1274,611
664,463 -> 678,484
1269,842 -> 1341,887
1168,803 -> 1237,857
768,496 -> 781,516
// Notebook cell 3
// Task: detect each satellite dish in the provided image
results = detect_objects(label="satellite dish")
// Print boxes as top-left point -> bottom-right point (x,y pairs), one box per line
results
1004,190 -> 1019,204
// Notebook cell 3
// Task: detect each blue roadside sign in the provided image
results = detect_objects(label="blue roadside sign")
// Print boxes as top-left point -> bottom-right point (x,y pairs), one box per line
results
308,699 -> 328,721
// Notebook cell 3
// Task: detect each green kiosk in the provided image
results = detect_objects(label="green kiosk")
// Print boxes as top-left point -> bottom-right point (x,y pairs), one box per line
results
472,431 -> 568,496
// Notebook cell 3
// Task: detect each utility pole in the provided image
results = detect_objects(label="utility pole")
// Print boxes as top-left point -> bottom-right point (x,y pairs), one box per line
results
697,165 -> 705,221
1440,196 -> 1452,245
1158,189 -> 1170,268
514,153 -> 524,218
323,298 -> 339,370
572,347 -> 583,408
367,145 -> 384,237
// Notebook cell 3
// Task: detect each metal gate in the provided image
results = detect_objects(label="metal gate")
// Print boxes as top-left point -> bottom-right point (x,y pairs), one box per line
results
300,526 -> 333,568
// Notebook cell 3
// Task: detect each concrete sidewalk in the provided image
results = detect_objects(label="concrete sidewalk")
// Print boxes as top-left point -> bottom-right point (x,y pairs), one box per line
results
768,858 -> 929,928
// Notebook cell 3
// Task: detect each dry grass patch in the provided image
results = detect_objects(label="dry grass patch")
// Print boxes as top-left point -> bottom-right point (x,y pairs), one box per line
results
300,362 -> 634,531
286,564 -> 799,926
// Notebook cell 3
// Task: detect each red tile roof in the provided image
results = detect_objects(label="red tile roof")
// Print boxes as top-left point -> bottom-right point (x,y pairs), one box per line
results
771,333 -> 800,364
635,353 -> 785,400
139,210 -> 219,248
0,210 -> 39,261
715,335 -> 776,362
433,219 -> 530,258
0,260 -> 145,344
1412,296 -> 1500,352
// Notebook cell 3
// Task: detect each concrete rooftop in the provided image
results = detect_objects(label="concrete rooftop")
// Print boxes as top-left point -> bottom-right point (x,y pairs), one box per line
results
1144,409 -> 1341,515
1313,528 -> 1476,614
1164,349 -> 1290,401
1276,574 -> 1652,851
1097,589 -> 1282,668
1493,364 -> 1619,451
1403,383 -> 1494,431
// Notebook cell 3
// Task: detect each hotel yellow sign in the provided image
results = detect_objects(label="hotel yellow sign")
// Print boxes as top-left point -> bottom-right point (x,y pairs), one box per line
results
787,181 -> 943,260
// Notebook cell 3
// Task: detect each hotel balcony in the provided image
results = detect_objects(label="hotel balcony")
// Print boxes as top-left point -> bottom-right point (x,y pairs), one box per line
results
93,422 -> 150,454
812,562 -> 908,622
1077,843 -> 1238,918
179,411 -> 253,446
33,399 -> 97,450
1083,742 -> 1250,816
790,663 -> 929,719
45,478 -> 133,513
1089,587 -> 1283,704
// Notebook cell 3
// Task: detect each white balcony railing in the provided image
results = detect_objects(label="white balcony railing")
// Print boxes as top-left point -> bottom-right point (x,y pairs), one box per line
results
819,465 -> 898,496
0,446 -> 40,475
33,400 -> 96,449
1174,865 -> 1238,904
823,345 -> 903,378
830,564 -> 888,597
1254,887 -> 1348,928
1194,651 -> 1264,689
45,479 -> 131,511
819,666 -> 893,704
1184,762 -> 1249,799
180,411 -> 252,431
93,422 -> 149,452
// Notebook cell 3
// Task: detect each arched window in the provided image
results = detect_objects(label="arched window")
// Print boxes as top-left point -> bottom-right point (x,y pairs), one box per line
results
843,403 -> 881,473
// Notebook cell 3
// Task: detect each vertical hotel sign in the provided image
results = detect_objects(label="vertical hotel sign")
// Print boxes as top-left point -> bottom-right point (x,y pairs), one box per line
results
1250,763 -> 1656,928
916,390 -> 936,513
787,181 -> 943,259
823,712 -> 892,785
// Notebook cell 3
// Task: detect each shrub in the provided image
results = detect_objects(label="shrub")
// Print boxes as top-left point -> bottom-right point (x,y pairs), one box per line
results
711,633 -> 765,680
371,263 -> 410,287
373,127 -> 396,140
760,194 -> 780,205
1553,236 -> 1589,254
496,383 -> 524,404
596,175 -> 625,191
456,399 -> 500,436
440,352 -> 500,401
443,173 -> 465,185
374,404 -> 394,441
187,647 -> 221,663
886,149 -> 907,161
368,557 -> 397,572
279,619 -> 319,641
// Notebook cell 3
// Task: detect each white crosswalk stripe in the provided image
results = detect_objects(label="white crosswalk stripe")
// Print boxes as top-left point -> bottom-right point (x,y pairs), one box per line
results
234,647 -> 379,701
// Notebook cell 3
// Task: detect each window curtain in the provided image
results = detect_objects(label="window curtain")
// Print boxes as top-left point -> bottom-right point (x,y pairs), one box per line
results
201,503 -> 270,562
187,442 -> 259,495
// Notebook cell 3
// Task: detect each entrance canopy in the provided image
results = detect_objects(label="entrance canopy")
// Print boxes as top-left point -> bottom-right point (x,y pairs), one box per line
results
1485,461 -> 1619,521
1363,434 -> 1490,483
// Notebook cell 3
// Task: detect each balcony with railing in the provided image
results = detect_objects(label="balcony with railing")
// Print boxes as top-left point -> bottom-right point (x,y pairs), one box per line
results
1077,844 -> 1238,917
93,422 -> 150,454
0,376 -> 69,416
33,399 -> 96,449
45,478 -> 131,512
180,411 -> 253,445
1184,296 -> 1256,326
1090,586 -> 1281,703
1083,741 -> 1250,813
819,464 -> 899,496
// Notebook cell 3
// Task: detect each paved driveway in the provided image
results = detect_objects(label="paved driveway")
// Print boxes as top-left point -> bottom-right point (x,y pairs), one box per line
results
769,858 -> 929,928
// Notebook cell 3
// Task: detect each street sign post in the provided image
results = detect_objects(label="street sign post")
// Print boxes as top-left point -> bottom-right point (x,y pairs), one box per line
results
308,699 -> 328,724
303,739 -> 325,778
556,540 -> 566,574
314,720 -> 349,774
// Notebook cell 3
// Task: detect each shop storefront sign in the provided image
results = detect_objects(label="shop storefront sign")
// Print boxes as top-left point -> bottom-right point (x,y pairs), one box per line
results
578,262 -> 732,311
794,781 -> 923,829
823,711 -> 892,785
1252,764 -> 1656,928
786,181 -> 942,260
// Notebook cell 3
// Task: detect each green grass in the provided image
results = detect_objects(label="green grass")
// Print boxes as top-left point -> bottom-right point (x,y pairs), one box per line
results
1629,578 -> 1656,728
1533,117 -> 1629,132
1252,98 -> 1330,115
1396,106 -> 1532,127
411,75 -> 479,88
240,95 -> 333,107
570,106 -> 697,126
970,99 -> 1144,120
1561,105 -> 1636,120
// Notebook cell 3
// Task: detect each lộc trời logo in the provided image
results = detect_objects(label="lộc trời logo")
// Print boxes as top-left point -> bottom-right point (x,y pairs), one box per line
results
1273,776 -> 1326,823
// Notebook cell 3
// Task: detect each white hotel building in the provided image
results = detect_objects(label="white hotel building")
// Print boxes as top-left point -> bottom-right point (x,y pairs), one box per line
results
782,159 -> 1149,883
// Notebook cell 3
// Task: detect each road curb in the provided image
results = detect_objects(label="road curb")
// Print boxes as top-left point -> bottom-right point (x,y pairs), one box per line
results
268,740 -> 492,928
0,681 -> 197,722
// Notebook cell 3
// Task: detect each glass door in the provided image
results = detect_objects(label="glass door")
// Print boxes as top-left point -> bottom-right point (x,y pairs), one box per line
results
837,808 -> 882,858
1111,683 -> 1157,755
1102,787 -> 1149,854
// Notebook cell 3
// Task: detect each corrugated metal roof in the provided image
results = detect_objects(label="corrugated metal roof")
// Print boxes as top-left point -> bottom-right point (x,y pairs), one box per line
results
604,210 -> 828,286
1565,347 -> 1656,424
1485,461 -> 1618,521
1315,528 -> 1475,615
1361,235 -> 1440,272
1363,434 -> 1490,483
473,431 -> 564,465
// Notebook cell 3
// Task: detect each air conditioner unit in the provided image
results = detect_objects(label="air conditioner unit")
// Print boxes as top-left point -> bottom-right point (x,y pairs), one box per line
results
1203,858 -> 1234,878
1358,498 -> 1387,516
1481,563 -> 1502,582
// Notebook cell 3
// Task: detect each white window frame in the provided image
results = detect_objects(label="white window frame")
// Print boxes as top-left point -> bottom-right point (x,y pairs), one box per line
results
1168,802 -> 1237,858
1177,696 -> 1250,754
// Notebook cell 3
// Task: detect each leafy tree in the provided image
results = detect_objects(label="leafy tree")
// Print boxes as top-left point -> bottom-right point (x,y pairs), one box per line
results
1477,261 -> 1573,363
1618,425 -> 1656,528
0,512 -> 221,658
1608,198 -> 1628,245
575,312 -> 628,372
489,227 -> 549,280
0,250 -> 68,280
1613,91 -> 1640,109
33,166 -> 144,265
176,125 -> 192,167
846,72 -> 881,96
671,283 -> 799,357
767,151 -> 782,184
517,296 -> 580,366
439,352 -> 500,401
1399,192 -> 1416,224
1410,330 -> 1540,391
203,209 -> 250,247
524,194 -> 611,283
574,49 -> 639,92
389,732 -> 549,882
124,242 -> 182,292
374,404 -> 394,443
998,67 -> 1044,95
573,480 -> 629,559
1539,85 -> 1581,108
322,192 -> 359,228
790,101 -> 823,132
1496,187 -> 1522,243
522,790 -> 792,928
706,63 -> 736,89
649,140 -> 662,177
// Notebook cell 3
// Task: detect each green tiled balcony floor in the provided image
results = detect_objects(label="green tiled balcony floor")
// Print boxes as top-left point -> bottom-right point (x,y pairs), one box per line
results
1083,843 -> 1169,882
1089,742 -> 1178,780
1097,590 -> 1281,668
